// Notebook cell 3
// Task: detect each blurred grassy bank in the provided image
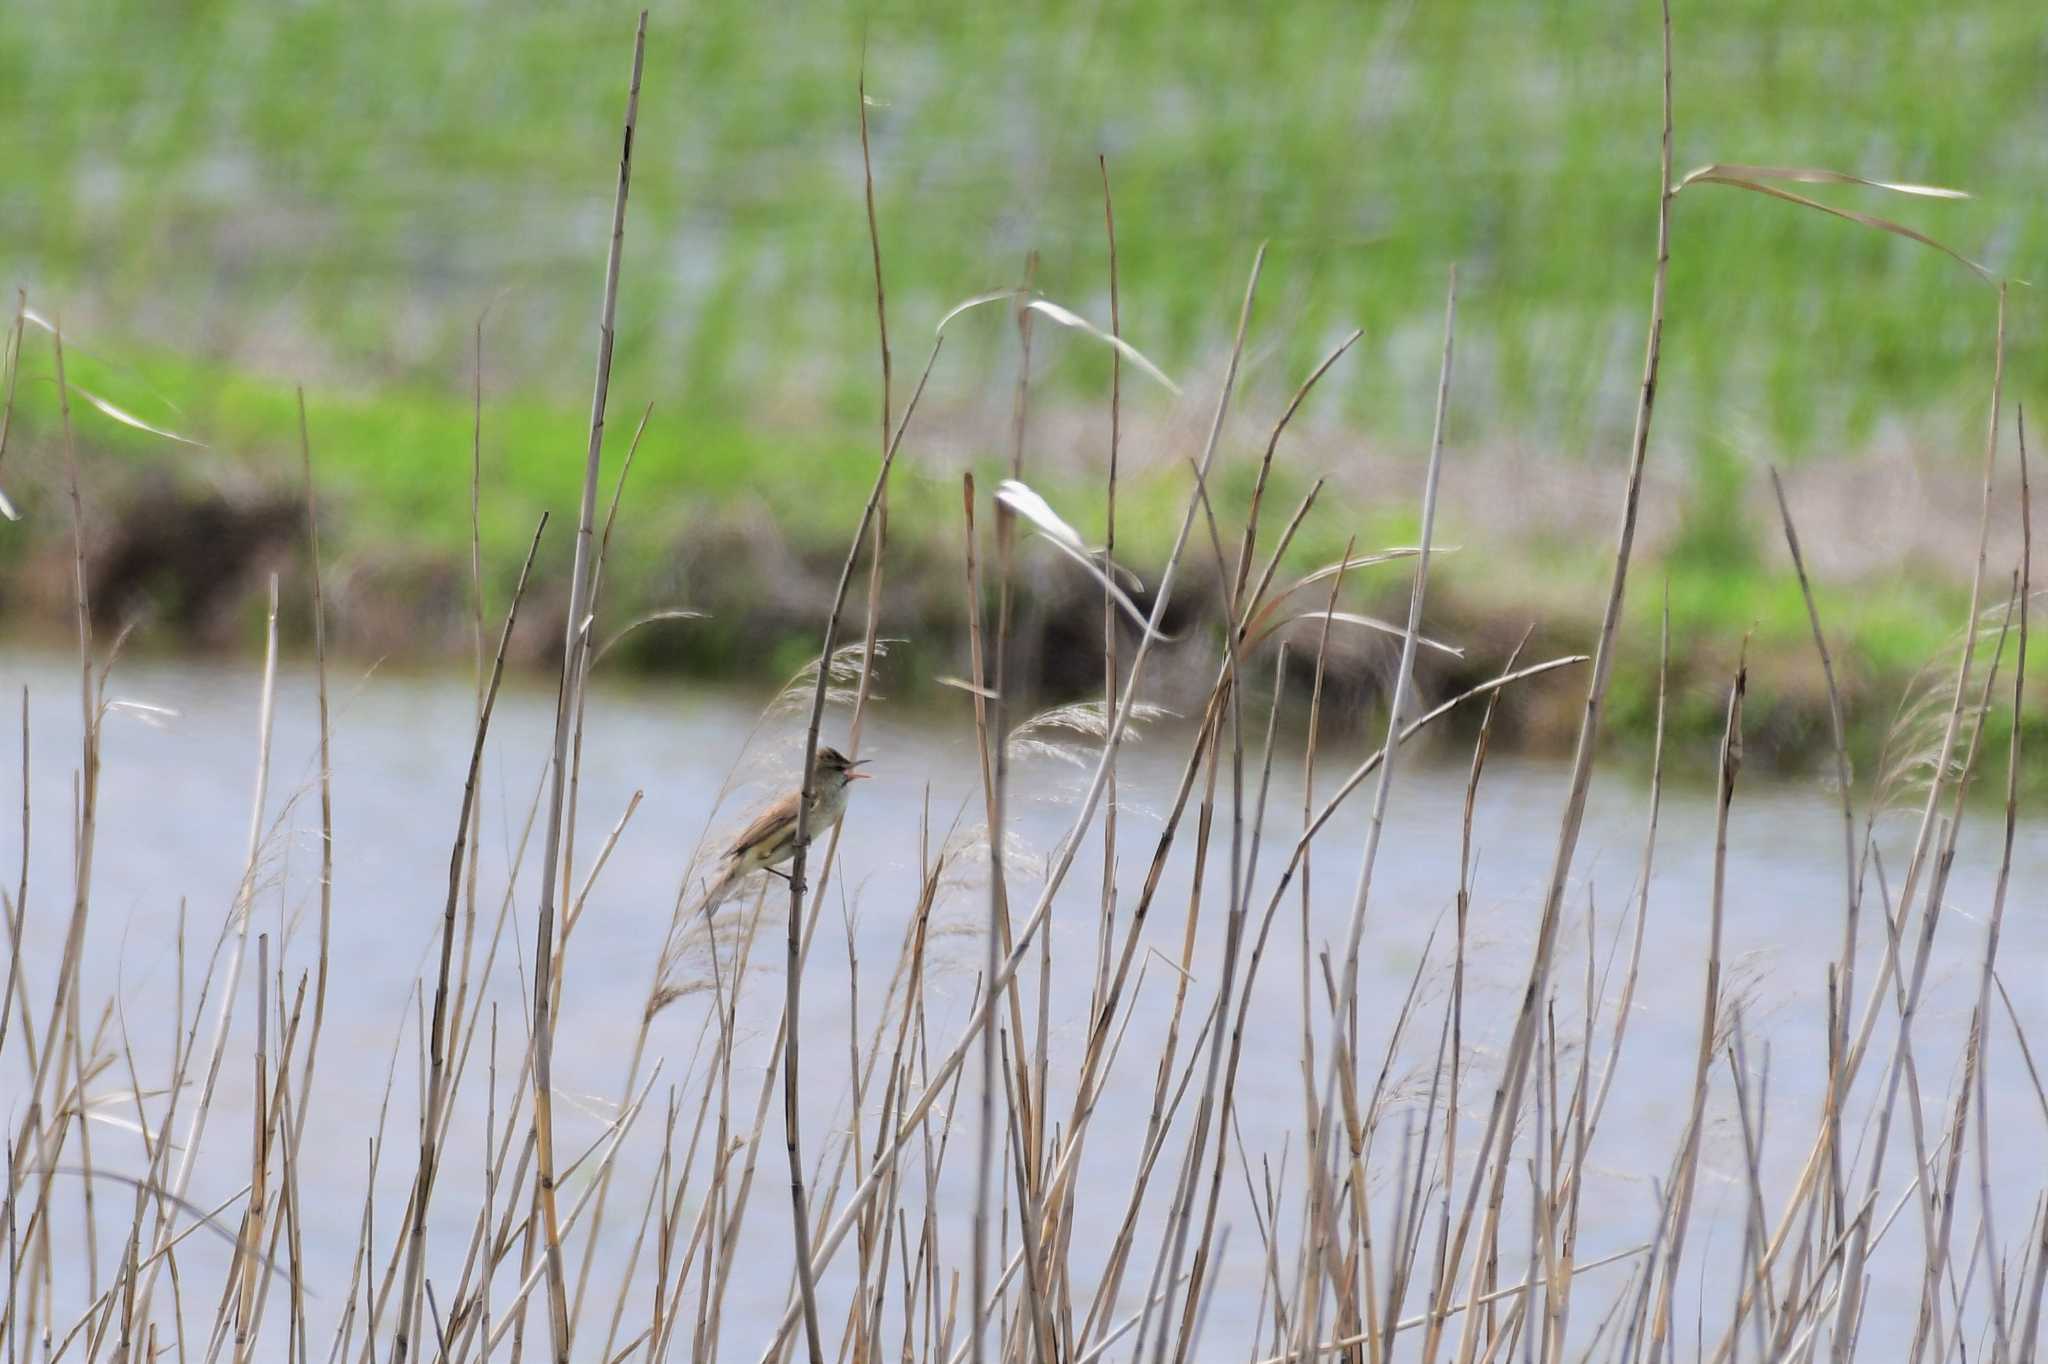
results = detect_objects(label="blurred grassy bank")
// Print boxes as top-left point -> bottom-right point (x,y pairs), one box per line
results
3,337 -> 2043,794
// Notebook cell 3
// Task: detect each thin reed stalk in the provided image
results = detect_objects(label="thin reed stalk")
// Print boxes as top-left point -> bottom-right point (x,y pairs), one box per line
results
777,219 -> 955,1364
290,389 -> 335,1156
525,18 -> 645,1363
130,575 -> 283,1338
1971,409 -> 2029,1364
392,515 -> 547,1363
1429,8 -> 1673,1358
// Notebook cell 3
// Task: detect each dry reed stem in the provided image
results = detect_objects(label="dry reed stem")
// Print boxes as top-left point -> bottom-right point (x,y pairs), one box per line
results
130,571 -> 281,1339
762,247 -> 1266,1364
847,61 -> 893,768
1297,533 -> 1353,1173
1066,338 -> 1344,1350
1767,470 -> 1859,1054
3,313 -> 98,1355
1304,271 -> 1456,1360
970,251 -> 1039,1364
776,333 -> 949,1364
524,18 -> 645,1364
1093,152 -> 1122,1054
1645,645 -> 1743,1354
1971,407 -> 2029,1364
1830,283 -> 2008,1361
1431,7 -> 1672,1357
1559,596 -> 1662,1227
392,514 -> 548,1363
290,390 -> 335,1163
1150,449 -> 1252,1364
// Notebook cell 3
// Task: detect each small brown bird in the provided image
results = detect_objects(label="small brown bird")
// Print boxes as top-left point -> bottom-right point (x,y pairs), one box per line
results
704,746 -> 869,906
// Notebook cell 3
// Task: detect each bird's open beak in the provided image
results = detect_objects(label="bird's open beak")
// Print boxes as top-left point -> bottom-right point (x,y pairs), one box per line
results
846,760 -> 871,780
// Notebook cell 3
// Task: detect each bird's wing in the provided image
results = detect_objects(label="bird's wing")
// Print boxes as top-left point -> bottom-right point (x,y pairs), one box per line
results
724,794 -> 798,863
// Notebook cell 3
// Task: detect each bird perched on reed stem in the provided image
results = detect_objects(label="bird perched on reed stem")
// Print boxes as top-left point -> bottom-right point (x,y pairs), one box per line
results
702,746 -> 869,907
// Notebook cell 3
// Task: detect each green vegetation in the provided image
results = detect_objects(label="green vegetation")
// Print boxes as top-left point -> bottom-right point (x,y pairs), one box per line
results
14,339 -> 2040,787
4,0 -> 2038,437
1,0 -> 2041,770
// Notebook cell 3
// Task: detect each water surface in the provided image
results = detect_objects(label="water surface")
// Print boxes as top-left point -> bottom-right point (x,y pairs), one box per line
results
7,650 -> 2044,1355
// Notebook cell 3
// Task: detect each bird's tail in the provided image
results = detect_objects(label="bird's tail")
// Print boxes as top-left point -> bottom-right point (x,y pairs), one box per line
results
686,859 -> 747,921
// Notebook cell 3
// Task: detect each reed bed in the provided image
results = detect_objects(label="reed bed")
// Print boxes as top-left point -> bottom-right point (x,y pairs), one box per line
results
3,6 -> 2042,1363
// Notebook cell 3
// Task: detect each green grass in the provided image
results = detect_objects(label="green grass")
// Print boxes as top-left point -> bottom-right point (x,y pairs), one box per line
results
2,0 -> 2039,451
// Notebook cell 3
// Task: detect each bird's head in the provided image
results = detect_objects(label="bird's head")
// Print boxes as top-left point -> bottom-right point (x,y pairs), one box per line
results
814,746 -> 870,786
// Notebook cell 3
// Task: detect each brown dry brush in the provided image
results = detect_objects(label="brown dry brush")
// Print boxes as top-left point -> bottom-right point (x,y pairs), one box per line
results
5,5 -> 2047,1364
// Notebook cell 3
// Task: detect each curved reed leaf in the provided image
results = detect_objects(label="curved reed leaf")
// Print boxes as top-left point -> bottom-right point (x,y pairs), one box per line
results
995,479 -> 1168,641
1674,165 -> 1993,281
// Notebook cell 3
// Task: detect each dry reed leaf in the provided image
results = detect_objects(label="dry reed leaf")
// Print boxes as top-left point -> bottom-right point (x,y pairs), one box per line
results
1290,547 -> 1430,591
931,290 -> 1179,393
0,294 -> 18,508
80,1110 -> 155,1140
1688,165 -> 1969,199
70,383 -> 209,447
1143,945 -> 1198,985
592,608 -> 707,666
106,698 -> 181,728
935,290 -> 1019,334
1022,299 -> 1181,394
551,1087 -> 630,1125
22,308 -> 208,445
936,675 -> 1000,700
995,479 -> 1168,641
1674,165 -> 1993,281
1258,609 -> 1463,658
1237,547 -> 1438,645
